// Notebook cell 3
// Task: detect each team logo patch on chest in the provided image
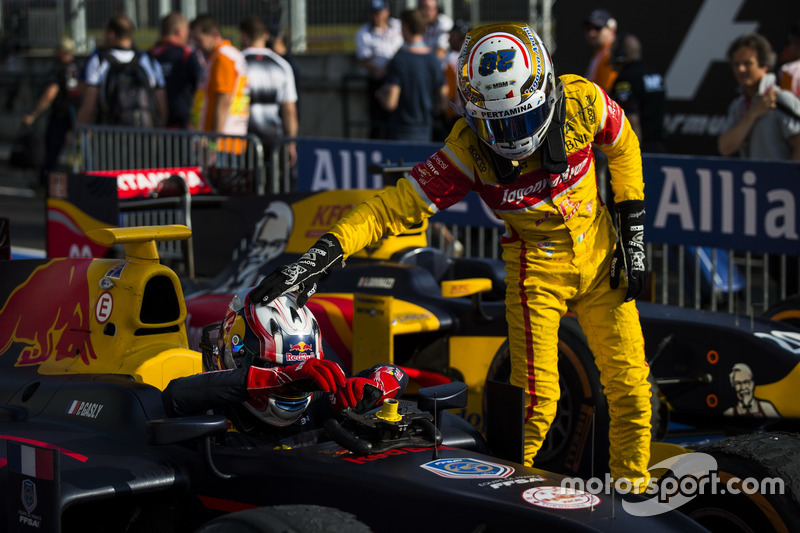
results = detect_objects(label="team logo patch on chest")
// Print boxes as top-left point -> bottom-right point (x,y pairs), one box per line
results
500,178 -> 549,206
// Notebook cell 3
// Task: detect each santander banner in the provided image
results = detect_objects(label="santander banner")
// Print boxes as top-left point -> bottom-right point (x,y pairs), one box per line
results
86,167 -> 213,199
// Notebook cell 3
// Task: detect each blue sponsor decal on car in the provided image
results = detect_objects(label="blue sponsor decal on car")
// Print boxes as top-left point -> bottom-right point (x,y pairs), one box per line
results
421,457 -> 514,479
104,261 -> 128,279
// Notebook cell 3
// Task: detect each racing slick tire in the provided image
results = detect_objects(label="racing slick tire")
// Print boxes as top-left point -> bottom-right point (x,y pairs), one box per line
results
680,432 -> 800,533
484,315 -> 610,479
650,373 -> 669,442
763,295 -> 800,329
195,504 -> 372,533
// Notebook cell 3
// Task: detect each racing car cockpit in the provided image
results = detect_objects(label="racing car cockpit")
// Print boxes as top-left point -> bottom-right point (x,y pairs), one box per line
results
0,225 -> 203,391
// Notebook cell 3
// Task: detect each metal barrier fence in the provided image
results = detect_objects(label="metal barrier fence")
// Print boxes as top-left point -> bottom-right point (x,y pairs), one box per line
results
71,124 -> 268,276
425,222 -> 798,315
366,164 -> 799,315
68,129 -> 799,315
3,0 -> 552,54
72,124 -> 268,193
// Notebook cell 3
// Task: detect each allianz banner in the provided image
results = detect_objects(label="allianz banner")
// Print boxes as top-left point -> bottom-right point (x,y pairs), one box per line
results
644,155 -> 800,256
296,137 -> 504,229
297,139 -> 799,256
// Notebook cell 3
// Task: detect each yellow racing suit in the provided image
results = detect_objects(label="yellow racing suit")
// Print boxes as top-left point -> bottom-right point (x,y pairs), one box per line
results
329,74 -> 651,484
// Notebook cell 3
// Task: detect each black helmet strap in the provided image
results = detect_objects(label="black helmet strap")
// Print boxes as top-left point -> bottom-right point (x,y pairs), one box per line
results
540,80 -> 567,175
490,151 -> 521,184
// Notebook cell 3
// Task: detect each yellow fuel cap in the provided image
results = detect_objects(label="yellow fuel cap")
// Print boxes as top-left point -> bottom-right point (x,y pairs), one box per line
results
375,398 -> 402,422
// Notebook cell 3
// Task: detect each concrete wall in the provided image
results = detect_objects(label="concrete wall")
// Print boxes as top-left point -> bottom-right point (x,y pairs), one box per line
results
294,52 -> 372,141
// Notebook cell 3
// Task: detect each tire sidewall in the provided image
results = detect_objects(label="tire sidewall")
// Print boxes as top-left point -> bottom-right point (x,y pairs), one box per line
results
195,504 -> 372,533
763,295 -> 800,329
678,432 -> 800,533
681,455 -> 800,533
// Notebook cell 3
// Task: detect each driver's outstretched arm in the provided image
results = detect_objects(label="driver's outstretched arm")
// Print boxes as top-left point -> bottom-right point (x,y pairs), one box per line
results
162,368 -> 250,417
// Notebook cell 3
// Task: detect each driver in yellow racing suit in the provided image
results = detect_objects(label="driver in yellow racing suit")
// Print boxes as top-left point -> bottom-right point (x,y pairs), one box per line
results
251,22 -> 652,489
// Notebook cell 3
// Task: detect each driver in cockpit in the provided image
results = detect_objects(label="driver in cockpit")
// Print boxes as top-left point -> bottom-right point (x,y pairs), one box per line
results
161,289 -> 407,445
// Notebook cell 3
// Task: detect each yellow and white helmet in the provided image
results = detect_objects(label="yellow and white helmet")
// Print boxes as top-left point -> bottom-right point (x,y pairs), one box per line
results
458,23 -> 557,161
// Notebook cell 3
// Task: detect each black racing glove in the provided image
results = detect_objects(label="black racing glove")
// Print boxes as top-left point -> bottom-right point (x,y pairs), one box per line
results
610,200 -> 648,302
249,234 -> 344,307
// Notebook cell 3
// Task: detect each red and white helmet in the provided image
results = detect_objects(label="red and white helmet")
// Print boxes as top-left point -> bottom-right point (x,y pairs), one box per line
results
458,23 -> 557,161
215,291 -> 323,427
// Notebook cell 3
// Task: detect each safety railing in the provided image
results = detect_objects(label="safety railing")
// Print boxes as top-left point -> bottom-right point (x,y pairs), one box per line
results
70,125 -> 270,275
9,0 -> 550,54
424,222 -> 797,314
72,125 -> 268,193
364,161 -> 799,315
68,129 -> 799,315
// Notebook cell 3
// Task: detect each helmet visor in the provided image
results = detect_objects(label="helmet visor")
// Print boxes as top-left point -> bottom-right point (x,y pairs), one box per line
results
274,394 -> 312,409
468,97 -> 553,145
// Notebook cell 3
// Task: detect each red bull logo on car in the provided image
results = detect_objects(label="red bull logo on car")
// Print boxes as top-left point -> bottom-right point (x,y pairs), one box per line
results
0,259 -> 98,367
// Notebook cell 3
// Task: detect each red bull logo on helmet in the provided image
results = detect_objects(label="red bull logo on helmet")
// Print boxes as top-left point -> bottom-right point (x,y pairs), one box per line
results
285,341 -> 315,362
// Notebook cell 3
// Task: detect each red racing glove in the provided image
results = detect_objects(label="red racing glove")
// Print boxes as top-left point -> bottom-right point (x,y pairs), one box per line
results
247,358 -> 346,397
332,365 -> 405,413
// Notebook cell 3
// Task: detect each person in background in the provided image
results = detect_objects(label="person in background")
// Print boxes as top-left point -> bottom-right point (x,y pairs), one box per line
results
189,13 -> 249,136
21,36 -> 81,185
608,32 -> 667,153
239,15 -> 298,174
440,19 -> 470,136
149,12 -> 204,129
268,24 -> 302,119
584,8 -> 618,92
355,0 -> 403,139
583,9 -> 618,204
779,22 -> 800,97
75,14 -> 167,127
376,8 -> 446,142
717,32 -> 800,161
719,33 -> 800,297
418,0 -> 453,61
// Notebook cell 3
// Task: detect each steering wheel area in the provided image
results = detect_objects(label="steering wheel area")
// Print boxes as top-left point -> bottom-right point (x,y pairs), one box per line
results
324,399 -> 442,455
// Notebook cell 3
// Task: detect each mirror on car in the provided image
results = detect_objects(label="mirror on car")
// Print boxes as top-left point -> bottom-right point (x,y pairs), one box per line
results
146,414 -> 229,445
417,381 -> 468,412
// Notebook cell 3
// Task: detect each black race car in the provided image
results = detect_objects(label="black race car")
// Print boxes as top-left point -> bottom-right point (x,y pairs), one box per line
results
14,178 -> 800,532
178,190 -> 800,473
0,225 -> 712,533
